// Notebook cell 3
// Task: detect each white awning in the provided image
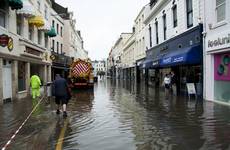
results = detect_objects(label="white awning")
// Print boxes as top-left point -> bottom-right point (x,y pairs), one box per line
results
38,19 -> 51,32
16,0 -> 35,18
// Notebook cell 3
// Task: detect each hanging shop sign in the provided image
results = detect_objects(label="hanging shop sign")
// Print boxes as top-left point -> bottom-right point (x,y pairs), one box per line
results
0,34 -> 14,51
50,54 -> 56,61
214,52 -> 230,81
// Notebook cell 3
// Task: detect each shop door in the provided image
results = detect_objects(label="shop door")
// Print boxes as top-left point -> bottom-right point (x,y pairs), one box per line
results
2,60 -> 12,100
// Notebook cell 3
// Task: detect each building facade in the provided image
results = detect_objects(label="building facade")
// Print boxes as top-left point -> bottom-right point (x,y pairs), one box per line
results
0,0 -> 86,102
0,0 -> 53,102
204,0 -> 230,104
109,33 -> 132,79
141,0 -> 204,95
92,60 -> 106,76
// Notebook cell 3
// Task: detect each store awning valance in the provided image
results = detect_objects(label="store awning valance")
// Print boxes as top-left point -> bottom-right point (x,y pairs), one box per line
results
159,45 -> 202,67
140,59 -> 159,69
28,16 -> 45,27
16,0 -> 35,18
9,0 -> 23,10
46,27 -> 57,37
38,20 -> 51,32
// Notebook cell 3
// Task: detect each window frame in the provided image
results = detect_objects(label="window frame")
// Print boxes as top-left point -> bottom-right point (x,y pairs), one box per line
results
52,39 -> 55,51
16,14 -> 23,36
155,21 -> 159,44
38,30 -> 42,45
186,0 -> 193,28
0,6 -> 7,28
56,41 -> 59,54
28,25 -> 34,41
148,25 -> 152,48
60,26 -> 63,37
163,13 -> 167,40
56,23 -> 59,35
172,5 -> 178,28
216,0 -> 226,23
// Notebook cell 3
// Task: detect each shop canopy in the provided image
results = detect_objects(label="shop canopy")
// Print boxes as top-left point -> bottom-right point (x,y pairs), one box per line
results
159,45 -> 202,67
28,15 -> 45,27
46,27 -> 57,37
9,0 -> 23,10
16,0 -> 35,18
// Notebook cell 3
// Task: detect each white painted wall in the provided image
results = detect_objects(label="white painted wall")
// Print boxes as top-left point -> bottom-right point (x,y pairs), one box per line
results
144,0 -> 203,50
204,0 -> 230,102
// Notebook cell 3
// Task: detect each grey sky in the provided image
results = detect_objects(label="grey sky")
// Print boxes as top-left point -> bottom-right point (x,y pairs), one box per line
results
55,0 -> 149,60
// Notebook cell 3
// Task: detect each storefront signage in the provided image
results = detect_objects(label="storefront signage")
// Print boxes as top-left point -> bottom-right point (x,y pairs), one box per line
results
162,55 -> 184,65
50,54 -> 56,61
152,61 -> 159,66
25,47 -> 41,56
186,83 -> 196,94
208,34 -> 230,48
214,52 -> 230,81
0,34 -> 14,51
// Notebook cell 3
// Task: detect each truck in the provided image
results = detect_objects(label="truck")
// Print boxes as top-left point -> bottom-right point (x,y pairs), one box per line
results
69,59 -> 94,89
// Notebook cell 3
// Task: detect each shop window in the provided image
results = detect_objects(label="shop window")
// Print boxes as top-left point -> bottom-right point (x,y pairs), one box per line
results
28,25 -> 34,41
16,14 -> 23,35
214,53 -> 230,103
216,0 -> 226,22
18,62 -> 26,91
0,1 -> 7,28
186,0 -> 193,28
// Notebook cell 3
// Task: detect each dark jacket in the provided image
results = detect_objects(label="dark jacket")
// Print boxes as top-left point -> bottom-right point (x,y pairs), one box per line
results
52,77 -> 68,97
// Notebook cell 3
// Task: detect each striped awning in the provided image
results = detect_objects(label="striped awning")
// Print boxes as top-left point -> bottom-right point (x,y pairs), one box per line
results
16,0 -> 35,18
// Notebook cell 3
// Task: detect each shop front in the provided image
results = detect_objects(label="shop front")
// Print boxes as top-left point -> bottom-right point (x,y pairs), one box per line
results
205,30 -> 230,104
136,58 -> 145,83
145,24 -> 203,96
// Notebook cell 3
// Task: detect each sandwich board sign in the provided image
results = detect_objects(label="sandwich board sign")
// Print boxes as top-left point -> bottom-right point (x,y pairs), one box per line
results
186,83 -> 197,100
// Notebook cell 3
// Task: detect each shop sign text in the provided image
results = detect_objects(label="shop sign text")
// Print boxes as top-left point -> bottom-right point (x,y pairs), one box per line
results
208,34 -> 230,48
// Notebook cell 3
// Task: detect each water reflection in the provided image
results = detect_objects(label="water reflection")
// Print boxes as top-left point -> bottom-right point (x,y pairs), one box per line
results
1,79 -> 230,150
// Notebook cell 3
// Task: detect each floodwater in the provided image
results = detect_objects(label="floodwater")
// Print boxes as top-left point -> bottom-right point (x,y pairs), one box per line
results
0,79 -> 230,150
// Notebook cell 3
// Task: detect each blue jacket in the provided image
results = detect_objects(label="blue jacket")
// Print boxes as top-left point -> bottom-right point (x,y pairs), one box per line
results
52,77 -> 68,97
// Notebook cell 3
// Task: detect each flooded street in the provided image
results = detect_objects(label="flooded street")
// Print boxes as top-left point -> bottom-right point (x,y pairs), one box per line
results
1,79 -> 230,150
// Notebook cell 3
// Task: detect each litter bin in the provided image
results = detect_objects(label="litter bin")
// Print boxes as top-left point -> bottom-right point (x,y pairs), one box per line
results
46,82 -> 52,97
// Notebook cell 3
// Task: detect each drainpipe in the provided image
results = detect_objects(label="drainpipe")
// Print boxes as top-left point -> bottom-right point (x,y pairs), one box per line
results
202,0 -> 207,100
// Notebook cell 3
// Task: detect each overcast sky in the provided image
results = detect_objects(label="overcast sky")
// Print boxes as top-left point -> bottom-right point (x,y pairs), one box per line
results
55,0 -> 149,60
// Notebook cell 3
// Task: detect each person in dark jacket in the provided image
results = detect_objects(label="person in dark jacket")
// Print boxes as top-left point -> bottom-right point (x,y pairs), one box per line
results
52,74 -> 70,117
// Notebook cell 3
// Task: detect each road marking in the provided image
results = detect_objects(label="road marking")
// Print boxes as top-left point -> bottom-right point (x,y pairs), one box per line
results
1,96 -> 45,150
55,119 -> 68,150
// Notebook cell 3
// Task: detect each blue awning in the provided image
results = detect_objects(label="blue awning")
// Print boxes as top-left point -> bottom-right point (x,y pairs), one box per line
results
159,45 -> 202,67
140,59 -> 160,69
